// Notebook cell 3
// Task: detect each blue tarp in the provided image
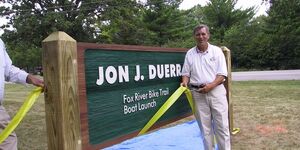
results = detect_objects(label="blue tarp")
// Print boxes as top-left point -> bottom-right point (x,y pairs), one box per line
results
104,120 -> 207,150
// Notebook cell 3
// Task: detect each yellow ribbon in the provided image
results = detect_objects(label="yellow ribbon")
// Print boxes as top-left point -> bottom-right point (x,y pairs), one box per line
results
184,88 -> 194,113
138,86 -> 193,135
0,87 -> 42,144
138,86 -> 240,136
232,128 -> 241,135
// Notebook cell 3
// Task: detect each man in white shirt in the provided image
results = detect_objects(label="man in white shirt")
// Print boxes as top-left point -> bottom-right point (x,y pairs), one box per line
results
181,24 -> 231,150
0,38 -> 44,150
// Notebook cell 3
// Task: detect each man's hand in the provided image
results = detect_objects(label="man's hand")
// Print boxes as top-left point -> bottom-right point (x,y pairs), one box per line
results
180,82 -> 188,87
26,74 -> 44,88
181,76 -> 190,87
198,75 -> 225,93
197,83 -> 212,93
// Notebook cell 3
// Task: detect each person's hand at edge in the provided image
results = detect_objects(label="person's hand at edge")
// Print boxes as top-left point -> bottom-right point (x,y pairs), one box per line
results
181,76 -> 190,87
180,82 -> 188,87
26,74 -> 45,91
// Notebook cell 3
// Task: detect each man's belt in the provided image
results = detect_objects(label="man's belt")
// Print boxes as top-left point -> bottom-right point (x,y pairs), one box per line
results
190,84 -> 205,88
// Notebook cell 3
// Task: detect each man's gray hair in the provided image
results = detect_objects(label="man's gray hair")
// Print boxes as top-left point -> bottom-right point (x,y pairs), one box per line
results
193,24 -> 210,35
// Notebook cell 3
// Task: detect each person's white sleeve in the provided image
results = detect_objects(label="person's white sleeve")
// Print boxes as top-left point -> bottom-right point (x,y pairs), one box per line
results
216,50 -> 228,77
181,54 -> 190,77
4,46 -> 28,84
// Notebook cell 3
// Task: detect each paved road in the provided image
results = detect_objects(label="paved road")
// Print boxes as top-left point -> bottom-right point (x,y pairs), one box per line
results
232,69 -> 300,81
4,70 -> 299,83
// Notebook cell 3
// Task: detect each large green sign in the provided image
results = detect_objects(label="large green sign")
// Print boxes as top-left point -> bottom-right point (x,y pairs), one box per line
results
84,49 -> 191,145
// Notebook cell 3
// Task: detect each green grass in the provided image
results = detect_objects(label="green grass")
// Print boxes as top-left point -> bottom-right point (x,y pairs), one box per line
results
231,80 -> 300,150
2,80 -> 300,150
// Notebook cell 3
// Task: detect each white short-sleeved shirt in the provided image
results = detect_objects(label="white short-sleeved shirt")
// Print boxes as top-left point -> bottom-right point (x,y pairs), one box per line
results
181,43 -> 227,86
0,38 -> 28,102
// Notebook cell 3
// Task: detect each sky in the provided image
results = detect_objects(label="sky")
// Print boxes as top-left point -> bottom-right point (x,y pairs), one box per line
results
0,0 -> 269,35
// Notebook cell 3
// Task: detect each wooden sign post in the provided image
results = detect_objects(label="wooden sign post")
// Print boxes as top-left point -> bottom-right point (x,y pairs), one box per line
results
42,31 -> 81,150
221,46 -> 234,134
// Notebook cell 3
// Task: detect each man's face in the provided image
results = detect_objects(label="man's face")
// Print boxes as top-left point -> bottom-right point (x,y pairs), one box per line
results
194,27 -> 210,45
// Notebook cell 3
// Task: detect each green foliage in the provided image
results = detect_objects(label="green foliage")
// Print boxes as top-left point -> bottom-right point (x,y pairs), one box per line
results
95,0 -> 148,45
142,0 -> 185,46
263,0 -> 300,69
224,16 -> 268,68
0,0 -> 120,69
164,5 -> 204,48
202,0 -> 255,45
0,0 -> 299,70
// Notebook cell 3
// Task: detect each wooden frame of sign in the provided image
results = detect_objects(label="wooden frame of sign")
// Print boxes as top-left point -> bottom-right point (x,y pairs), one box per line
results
42,31 -> 233,150
77,42 -> 192,150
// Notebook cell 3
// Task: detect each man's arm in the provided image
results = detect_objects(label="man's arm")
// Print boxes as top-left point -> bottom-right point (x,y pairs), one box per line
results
198,75 -> 225,93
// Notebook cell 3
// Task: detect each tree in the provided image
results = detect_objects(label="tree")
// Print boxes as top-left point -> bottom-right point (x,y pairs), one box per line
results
2,32 -> 41,72
0,0 -> 139,69
202,0 -> 255,45
96,0 -> 148,45
224,16 -> 273,69
164,5 -> 206,48
263,0 -> 300,69
0,0 -> 110,43
141,0 -> 185,46
197,0 -> 260,69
